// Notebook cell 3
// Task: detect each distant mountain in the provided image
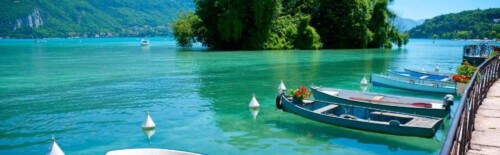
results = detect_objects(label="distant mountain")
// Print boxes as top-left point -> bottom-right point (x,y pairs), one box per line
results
0,0 -> 195,38
392,17 -> 424,32
408,8 -> 500,39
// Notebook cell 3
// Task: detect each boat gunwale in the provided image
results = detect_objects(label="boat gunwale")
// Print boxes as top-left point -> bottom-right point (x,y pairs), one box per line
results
403,67 -> 452,77
310,85 -> 445,110
387,70 -> 457,84
282,95 -> 442,121
280,96 -> 442,134
372,74 -> 456,89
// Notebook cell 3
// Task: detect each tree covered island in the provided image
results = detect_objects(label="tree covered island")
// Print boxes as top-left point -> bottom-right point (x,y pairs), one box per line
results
172,0 -> 409,50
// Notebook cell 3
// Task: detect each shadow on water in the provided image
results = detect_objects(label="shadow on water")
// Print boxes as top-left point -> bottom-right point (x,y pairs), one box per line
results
213,111 -> 442,154
269,119 -> 441,153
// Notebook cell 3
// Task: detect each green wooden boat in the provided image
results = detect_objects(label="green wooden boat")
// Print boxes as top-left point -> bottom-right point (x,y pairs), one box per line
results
277,95 -> 443,137
310,86 -> 454,117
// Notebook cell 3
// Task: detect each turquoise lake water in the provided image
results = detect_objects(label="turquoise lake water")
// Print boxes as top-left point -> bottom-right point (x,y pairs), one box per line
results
0,38 -> 483,154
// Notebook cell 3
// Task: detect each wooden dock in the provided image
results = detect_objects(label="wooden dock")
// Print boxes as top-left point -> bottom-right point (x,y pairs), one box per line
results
468,80 -> 500,155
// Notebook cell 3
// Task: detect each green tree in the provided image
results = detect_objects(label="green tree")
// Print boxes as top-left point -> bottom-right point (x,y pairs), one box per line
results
171,12 -> 202,48
172,0 -> 400,50
295,16 -> 321,49
400,33 -> 410,47
195,0 -> 281,50
311,0 -> 370,49
368,0 -> 391,48
264,13 -> 321,50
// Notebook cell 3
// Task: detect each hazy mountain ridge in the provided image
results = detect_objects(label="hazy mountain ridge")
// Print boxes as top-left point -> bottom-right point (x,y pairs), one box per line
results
0,0 -> 195,38
392,17 -> 424,32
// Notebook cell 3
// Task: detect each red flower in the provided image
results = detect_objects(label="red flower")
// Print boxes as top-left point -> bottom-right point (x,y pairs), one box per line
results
289,85 -> 312,101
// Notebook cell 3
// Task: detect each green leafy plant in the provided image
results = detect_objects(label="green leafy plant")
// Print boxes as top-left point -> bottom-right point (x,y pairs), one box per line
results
452,61 -> 477,83
288,86 -> 312,101
487,51 -> 499,58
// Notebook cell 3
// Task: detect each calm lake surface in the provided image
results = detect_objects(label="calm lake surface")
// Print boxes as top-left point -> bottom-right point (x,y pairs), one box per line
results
0,38 -> 483,154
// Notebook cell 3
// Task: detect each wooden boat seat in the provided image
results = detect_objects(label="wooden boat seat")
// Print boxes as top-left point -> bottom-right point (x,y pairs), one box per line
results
372,96 -> 384,101
322,90 -> 339,96
370,111 -> 413,119
405,117 -> 441,128
419,75 -> 429,79
302,100 -> 314,104
313,104 -> 338,114
440,77 -> 450,82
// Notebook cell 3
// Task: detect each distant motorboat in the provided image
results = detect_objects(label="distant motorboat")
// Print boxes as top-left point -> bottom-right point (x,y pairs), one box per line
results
277,95 -> 443,137
141,39 -> 150,46
310,86 -> 453,117
106,148 -> 201,155
34,38 -> 47,43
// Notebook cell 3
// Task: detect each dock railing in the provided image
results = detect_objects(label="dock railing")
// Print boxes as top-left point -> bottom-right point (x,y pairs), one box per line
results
440,54 -> 500,155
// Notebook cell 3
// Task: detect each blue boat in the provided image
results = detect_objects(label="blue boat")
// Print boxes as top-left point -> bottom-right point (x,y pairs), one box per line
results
386,70 -> 456,87
277,95 -> 443,137
404,68 -> 452,77
388,70 -> 453,82
310,86 -> 453,117
371,74 -> 456,94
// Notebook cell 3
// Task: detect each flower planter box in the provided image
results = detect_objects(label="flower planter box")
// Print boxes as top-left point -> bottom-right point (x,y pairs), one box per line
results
456,82 -> 467,96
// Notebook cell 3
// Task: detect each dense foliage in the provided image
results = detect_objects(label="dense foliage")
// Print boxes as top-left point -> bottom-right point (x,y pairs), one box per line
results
193,0 -> 283,50
173,0 -> 407,50
171,12 -> 202,48
409,8 -> 500,39
0,0 -> 193,38
311,0 -> 370,48
452,61 -> 477,83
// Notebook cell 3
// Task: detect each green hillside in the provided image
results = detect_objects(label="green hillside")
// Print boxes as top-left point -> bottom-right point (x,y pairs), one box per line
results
0,0 -> 194,38
408,8 -> 500,39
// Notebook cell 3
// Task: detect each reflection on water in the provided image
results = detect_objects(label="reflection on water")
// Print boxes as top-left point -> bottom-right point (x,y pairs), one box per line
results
250,108 -> 259,120
143,128 -> 155,144
0,38 -> 468,154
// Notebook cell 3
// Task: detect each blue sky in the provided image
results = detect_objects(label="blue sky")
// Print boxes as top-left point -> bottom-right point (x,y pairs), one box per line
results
389,0 -> 500,20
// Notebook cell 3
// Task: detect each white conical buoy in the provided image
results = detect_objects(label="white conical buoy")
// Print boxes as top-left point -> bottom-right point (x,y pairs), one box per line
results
48,135 -> 64,155
435,64 -> 440,72
421,66 -> 425,71
250,108 -> 259,120
248,94 -> 260,109
278,80 -> 286,94
142,112 -> 156,129
360,76 -> 368,86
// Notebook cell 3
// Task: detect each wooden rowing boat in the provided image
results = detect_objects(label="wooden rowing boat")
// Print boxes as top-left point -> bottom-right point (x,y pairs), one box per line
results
310,86 -> 454,117
278,95 -> 443,137
371,74 -> 456,94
